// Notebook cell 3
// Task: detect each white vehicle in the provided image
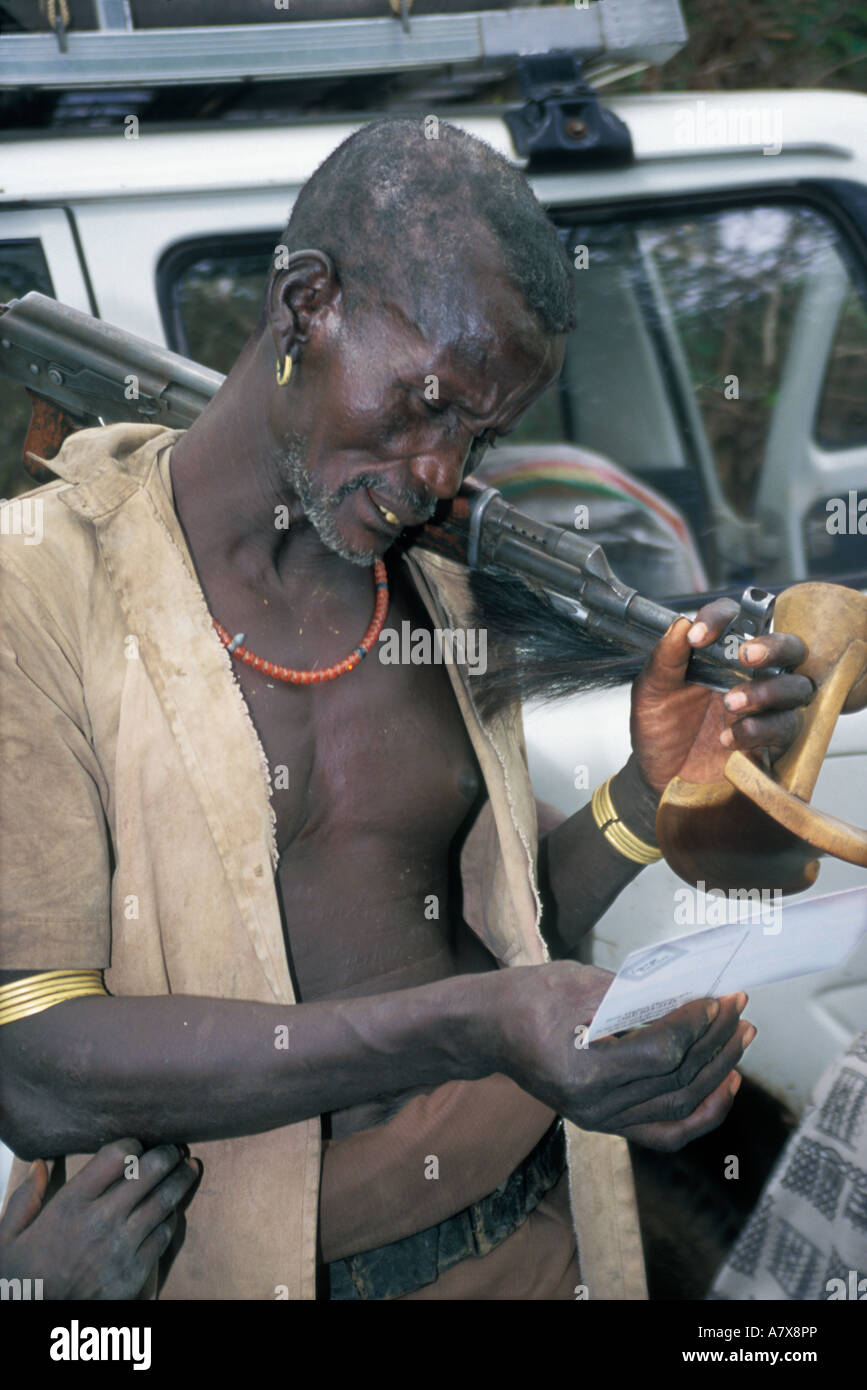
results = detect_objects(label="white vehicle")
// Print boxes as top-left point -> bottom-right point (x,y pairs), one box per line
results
1,3 -> 865,1186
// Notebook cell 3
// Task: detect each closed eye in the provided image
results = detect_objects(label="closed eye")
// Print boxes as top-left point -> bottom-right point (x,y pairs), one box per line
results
471,429 -> 497,455
414,391 -> 449,417
465,430 -> 497,472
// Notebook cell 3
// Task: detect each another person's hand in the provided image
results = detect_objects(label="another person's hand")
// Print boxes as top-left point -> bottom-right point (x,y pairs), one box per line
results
492,961 -> 753,1151
629,599 -> 812,795
0,1138 -> 200,1299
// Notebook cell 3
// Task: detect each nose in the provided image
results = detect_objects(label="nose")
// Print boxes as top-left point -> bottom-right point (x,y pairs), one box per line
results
408,437 -> 473,501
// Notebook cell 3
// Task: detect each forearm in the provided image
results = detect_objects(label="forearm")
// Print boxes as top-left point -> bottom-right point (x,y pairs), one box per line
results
0,976 -> 498,1159
540,754 -> 662,955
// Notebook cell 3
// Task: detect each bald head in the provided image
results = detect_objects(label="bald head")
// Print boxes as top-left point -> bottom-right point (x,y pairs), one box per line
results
272,117 -> 576,340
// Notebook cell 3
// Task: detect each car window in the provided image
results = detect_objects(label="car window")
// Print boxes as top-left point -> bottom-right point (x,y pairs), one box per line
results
0,241 -> 55,499
640,208 -> 822,520
513,200 -> 867,596
816,283 -> 867,450
158,235 -> 277,376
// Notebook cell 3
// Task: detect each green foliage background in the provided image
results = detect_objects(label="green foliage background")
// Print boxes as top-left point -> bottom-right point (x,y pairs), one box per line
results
636,0 -> 866,93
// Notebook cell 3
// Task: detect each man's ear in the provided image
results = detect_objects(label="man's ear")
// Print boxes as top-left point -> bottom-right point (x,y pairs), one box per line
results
267,249 -> 340,364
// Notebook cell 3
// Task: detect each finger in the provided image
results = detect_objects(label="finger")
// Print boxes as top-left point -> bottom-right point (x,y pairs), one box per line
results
639,615 -> 695,689
719,709 -> 803,757
738,632 -> 808,671
591,997 -> 726,1088
64,1138 -> 144,1201
112,1144 -> 189,1212
630,993 -> 745,1098
686,598 -> 741,647
604,1019 -> 754,1128
0,1160 -> 49,1237
589,996 -> 746,1120
722,674 -> 814,719
133,1214 -> 179,1288
623,1071 -> 743,1153
101,1144 -> 188,1219
656,993 -> 746,1089
641,599 -> 741,693
128,1158 -> 200,1248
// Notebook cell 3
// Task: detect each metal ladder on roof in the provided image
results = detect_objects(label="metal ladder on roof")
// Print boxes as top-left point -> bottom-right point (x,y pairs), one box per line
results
0,1 -> 686,90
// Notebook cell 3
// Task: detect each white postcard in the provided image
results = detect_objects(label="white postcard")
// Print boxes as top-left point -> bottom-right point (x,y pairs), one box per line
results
585,885 -> 867,1043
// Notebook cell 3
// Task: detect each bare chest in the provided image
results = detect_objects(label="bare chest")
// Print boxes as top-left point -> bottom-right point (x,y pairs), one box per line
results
219,566 -> 487,1000
232,577 -> 480,839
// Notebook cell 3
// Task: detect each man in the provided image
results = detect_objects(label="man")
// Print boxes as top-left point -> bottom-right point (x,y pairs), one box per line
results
0,119 -> 811,1299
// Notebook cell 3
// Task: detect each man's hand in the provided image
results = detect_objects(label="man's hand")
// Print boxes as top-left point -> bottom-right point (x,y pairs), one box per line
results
491,962 -> 754,1152
630,598 -> 813,796
0,1139 -> 200,1299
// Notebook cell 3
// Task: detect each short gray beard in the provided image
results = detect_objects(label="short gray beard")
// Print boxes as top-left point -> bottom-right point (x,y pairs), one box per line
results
276,431 -> 376,566
275,430 -> 437,567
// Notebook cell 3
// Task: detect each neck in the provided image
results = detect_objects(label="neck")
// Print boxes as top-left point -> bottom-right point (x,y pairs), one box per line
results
168,335 -> 364,600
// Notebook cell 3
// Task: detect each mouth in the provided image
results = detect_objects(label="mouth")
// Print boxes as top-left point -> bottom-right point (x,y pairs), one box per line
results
359,489 -> 401,536
364,487 -> 431,534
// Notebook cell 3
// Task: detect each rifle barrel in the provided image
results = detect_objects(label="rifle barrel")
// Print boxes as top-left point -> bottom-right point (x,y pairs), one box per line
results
466,487 -> 774,689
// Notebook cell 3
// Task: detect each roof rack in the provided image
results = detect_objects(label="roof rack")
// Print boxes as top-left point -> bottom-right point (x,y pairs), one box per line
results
0,2 -> 687,90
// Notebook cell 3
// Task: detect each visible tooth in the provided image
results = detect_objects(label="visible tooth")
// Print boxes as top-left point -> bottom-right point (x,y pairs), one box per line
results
381,507 -> 399,525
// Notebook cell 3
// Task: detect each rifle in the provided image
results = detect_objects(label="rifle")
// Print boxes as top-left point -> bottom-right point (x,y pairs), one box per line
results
0,291 -> 771,685
3,290 -> 866,890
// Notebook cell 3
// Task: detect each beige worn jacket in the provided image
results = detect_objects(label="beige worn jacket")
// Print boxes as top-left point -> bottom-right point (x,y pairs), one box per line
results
0,423 -> 647,1300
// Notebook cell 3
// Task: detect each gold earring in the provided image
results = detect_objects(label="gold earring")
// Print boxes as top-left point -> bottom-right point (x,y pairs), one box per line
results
276,354 -> 293,387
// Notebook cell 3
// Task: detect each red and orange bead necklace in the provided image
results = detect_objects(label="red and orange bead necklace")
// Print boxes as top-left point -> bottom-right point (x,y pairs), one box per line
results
212,559 -> 389,686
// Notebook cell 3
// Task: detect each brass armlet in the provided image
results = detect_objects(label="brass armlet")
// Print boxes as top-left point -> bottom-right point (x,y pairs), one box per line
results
591,777 -> 662,867
0,969 -> 108,1027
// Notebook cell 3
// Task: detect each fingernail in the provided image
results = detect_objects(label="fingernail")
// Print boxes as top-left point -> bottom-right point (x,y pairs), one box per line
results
735,992 -> 748,1011
724,691 -> 747,711
742,643 -> 764,663
706,1000 -> 720,1022
187,1157 -> 202,1176
719,728 -> 734,747
688,622 -> 708,644
743,1025 -> 757,1046
730,1072 -> 743,1097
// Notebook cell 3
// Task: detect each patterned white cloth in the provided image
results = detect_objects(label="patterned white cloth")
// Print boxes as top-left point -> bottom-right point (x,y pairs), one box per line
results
710,1031 -> 867,1300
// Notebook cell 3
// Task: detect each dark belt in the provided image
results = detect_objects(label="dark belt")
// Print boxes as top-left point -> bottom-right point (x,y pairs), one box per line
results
328,1117 -> 566,1300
